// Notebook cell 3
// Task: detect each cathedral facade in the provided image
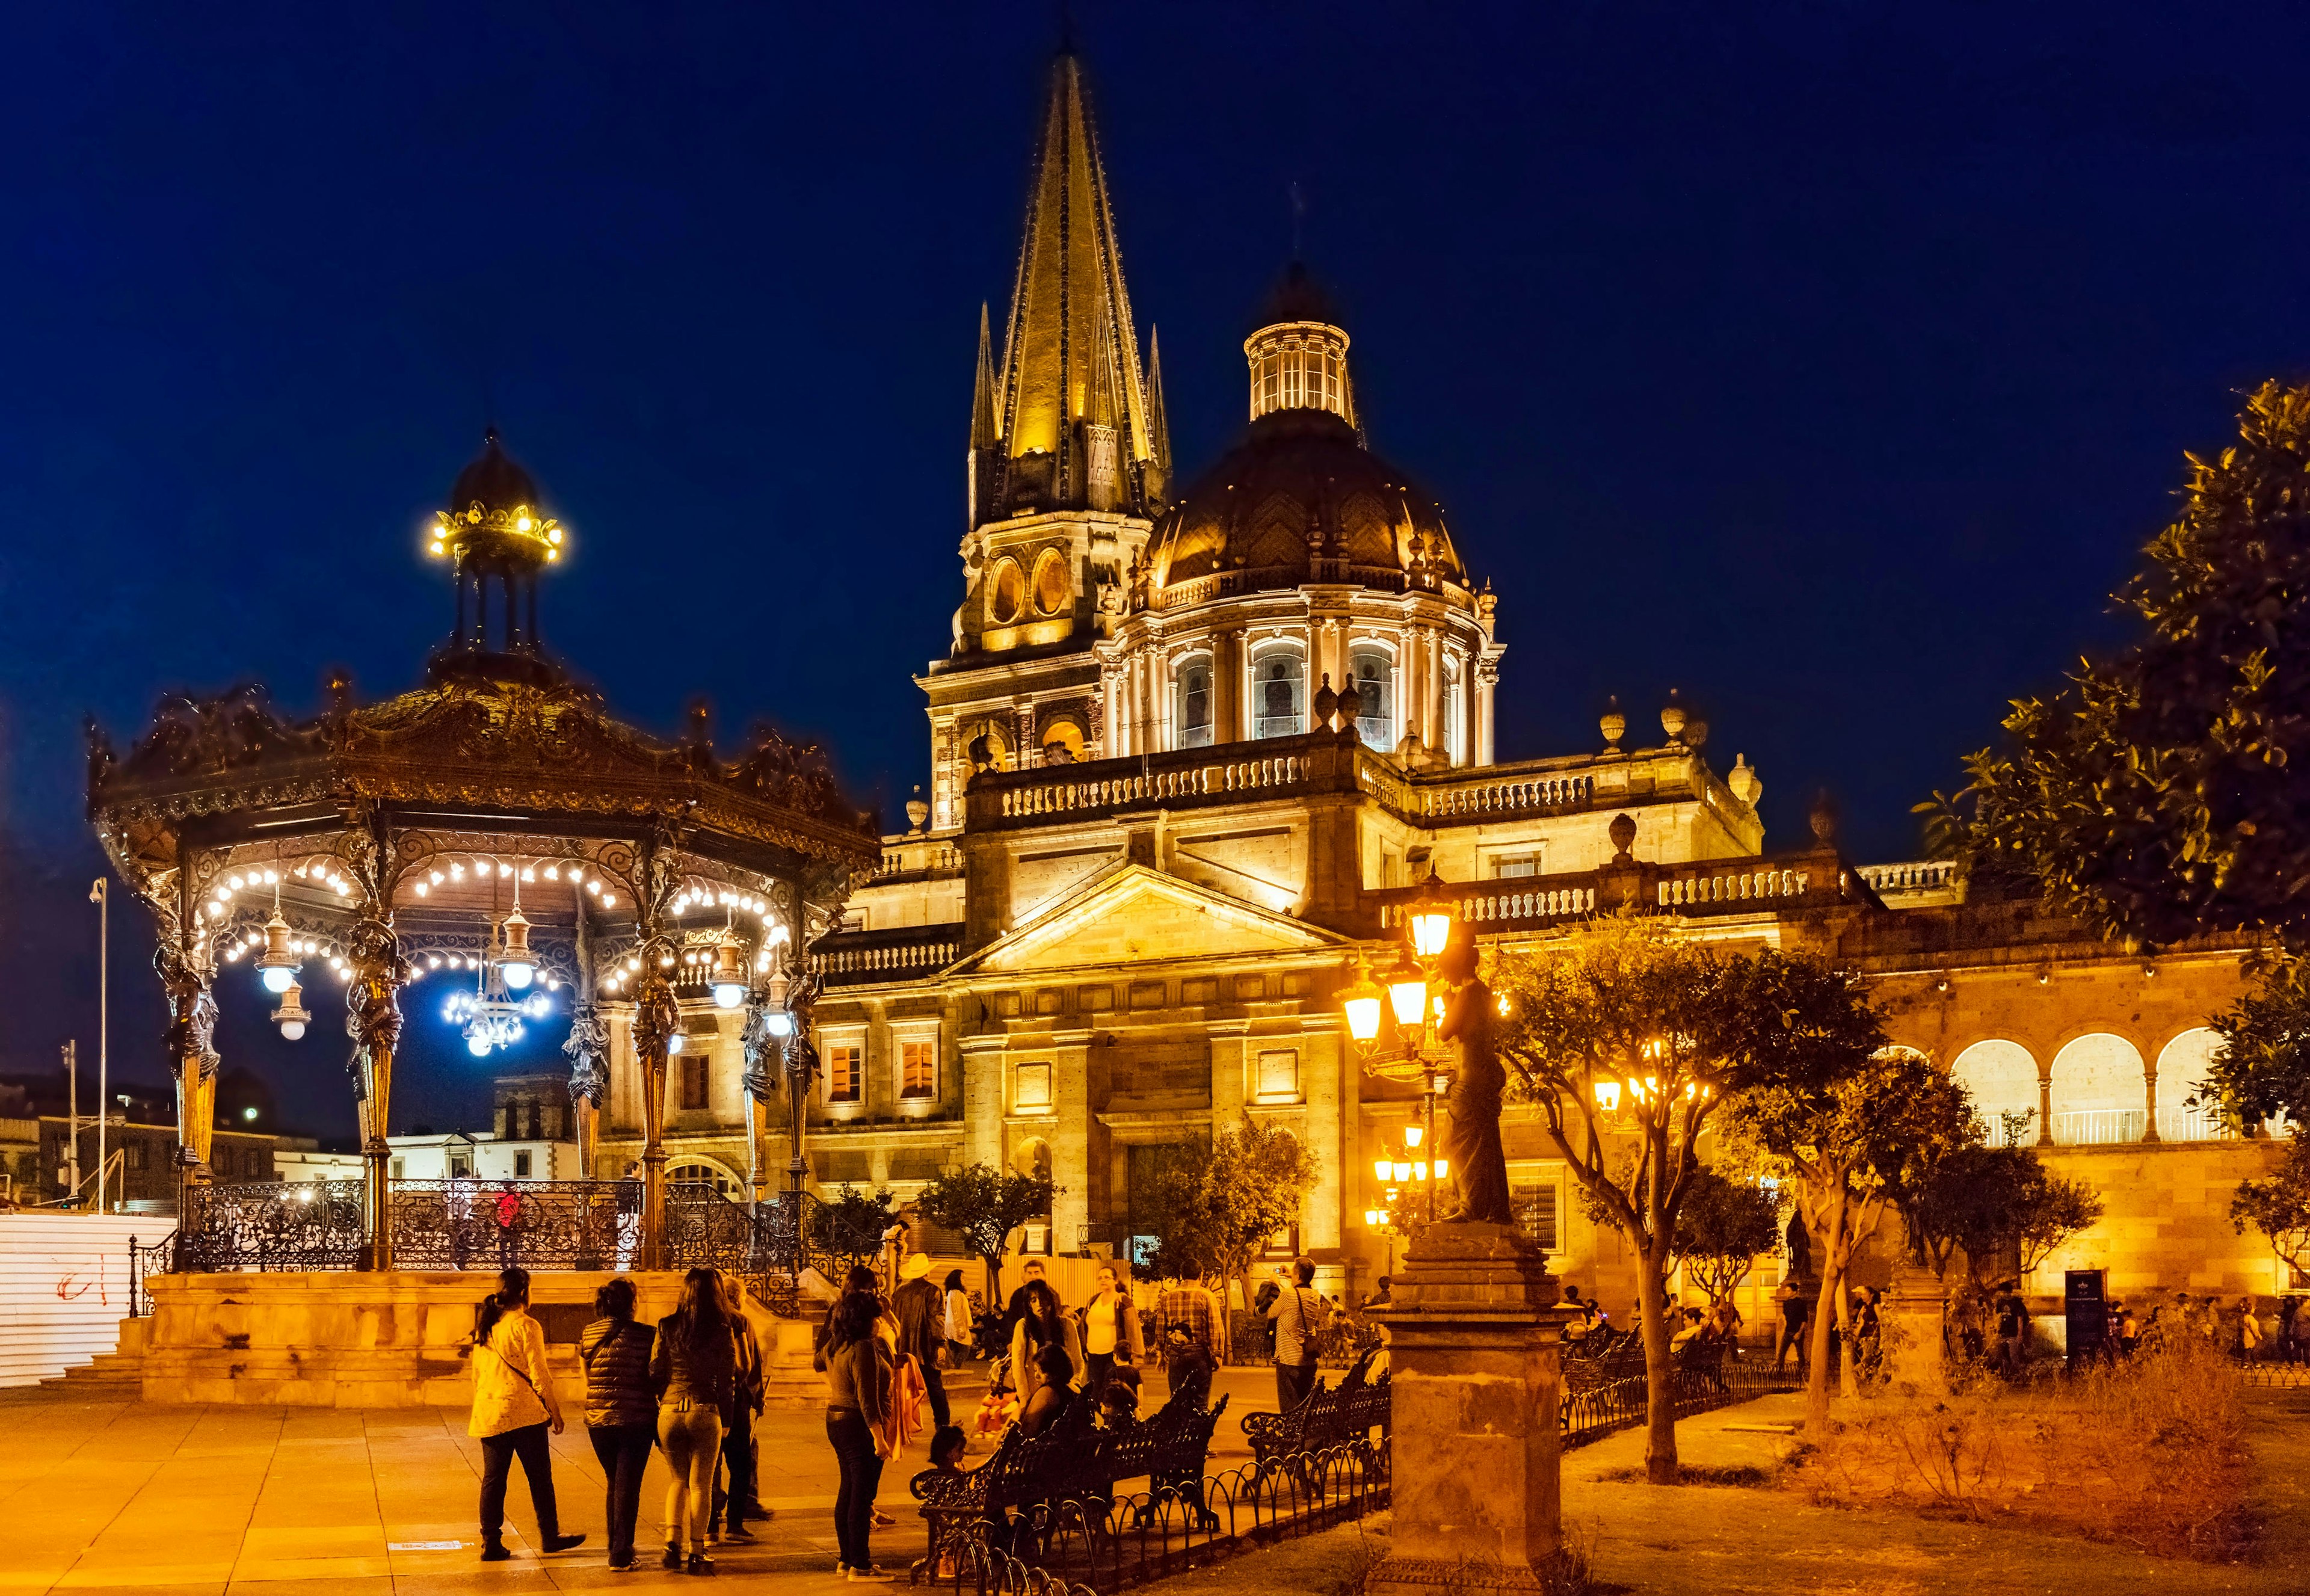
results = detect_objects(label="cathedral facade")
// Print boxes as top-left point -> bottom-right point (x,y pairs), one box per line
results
591,49 -> 2291,1320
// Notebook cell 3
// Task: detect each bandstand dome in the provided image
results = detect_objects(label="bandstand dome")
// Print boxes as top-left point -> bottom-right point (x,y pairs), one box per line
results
448,427 -> 544,517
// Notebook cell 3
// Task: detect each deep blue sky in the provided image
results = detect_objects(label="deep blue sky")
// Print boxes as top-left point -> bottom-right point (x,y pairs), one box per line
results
7,2 -> 2306,1141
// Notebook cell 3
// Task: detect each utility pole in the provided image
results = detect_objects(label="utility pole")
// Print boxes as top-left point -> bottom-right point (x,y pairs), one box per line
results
64,1040 -> 79,1205
90,880 -> 109,1213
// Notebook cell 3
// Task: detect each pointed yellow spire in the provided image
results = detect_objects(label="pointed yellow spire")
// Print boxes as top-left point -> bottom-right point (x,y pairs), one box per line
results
969,301 -> 1000,451
981,49 -> 1155,527
1145,326 -> 1172,495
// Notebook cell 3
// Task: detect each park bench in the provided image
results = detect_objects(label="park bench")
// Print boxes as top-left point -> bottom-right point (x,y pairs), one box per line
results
910,1384 -> 1228,1580
1560,1331 -> 1645,1396
1240,1347 -> 1392,1477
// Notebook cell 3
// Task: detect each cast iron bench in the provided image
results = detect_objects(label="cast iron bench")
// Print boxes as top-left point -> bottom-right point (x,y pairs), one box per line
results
909,1385 -> 1228,1582
1239,1347 -> 1391,1477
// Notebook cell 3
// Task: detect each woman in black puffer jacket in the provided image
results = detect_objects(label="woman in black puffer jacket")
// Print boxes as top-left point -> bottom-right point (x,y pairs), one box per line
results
580,1278 -> 658,1570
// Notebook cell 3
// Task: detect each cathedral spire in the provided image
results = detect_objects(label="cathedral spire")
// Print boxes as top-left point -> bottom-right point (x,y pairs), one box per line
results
1145,327 -> 1172,501
979,48 -> 1159,529
969,301 -> 1000,452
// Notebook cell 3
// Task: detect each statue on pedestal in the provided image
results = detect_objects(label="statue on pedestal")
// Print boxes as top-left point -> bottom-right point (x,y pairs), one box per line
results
1435,932 -> 1515,1227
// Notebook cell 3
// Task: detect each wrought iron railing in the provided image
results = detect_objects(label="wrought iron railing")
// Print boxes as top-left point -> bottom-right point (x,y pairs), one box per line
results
176,1180 -> 368,1271
1560,1354 -> 1799,1449
128,1231 -> 175,1316
918,1439 -> 1389,1595
390,1179 -> 641,1270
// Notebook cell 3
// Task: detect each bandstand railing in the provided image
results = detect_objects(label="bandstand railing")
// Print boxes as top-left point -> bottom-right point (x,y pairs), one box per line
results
162,1179 -> 882,1314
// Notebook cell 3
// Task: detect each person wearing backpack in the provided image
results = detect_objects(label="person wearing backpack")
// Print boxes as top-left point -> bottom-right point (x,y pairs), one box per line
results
579,1277 -> 656,1570
466,1267 -> 586,1562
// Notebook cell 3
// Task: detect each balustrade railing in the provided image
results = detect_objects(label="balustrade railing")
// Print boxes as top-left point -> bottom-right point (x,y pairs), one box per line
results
1859,859 -> 1959,896
996,754 -> 1313,820
177,1180 -> 368,1272
1657,865 -> 1813,908
390,1179 -> 641,1270
1380,882 -> 1597,934
813,926 -> 964,986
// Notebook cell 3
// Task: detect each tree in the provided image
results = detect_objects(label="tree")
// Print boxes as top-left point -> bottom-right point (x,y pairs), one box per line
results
1715,1050 -> 1980,1427
914,1163 -> 1057,1300
1921,382 -> 2310,1126
1492,913 -> 1886,1482
1135,1118 -> 1317,1311
2232,1129 -> 2310,1277
812,1184 -> 900,1266
1672,1168 -> 1785,1310
1907,1144 -> 2104,1296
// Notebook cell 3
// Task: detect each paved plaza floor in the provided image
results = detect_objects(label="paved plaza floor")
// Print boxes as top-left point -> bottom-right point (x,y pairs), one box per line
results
0,1366 -> 1284,1596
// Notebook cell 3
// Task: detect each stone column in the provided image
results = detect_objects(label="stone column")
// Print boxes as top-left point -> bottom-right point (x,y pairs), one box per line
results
344,917 -> 410,1272
1476,661 -> 1499,767
2142,1061 -> 2162,1143
1367,1223 -> 1571,1596
632,957 -> 680,1270
2037,1067 -> 2055,1148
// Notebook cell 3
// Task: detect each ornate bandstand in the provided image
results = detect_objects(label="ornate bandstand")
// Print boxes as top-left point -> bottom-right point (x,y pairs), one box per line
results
88,431 -> 882,1289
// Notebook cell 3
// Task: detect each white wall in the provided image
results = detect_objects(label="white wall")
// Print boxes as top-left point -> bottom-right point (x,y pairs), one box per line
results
0,1213 -> 149,1386
386,1137 -> 578,1181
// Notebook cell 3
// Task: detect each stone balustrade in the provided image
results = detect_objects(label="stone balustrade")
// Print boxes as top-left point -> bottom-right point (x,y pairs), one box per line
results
1859,859 -> 1959,895
812,925 -> 964,986
1657,865 -> 1813,907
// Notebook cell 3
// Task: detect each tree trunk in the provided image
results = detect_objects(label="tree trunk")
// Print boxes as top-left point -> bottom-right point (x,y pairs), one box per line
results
984,1251 -> 1002,1306
1637,1248 -> 1679,1483
1803,1194 -> 1847,1433
1835,1272 -> 1858,1399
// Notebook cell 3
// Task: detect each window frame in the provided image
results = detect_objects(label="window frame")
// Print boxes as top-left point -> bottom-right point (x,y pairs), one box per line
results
1174,653 -> 1215,749
1248,641 -> 1307,739
1347,642 -> 1396,749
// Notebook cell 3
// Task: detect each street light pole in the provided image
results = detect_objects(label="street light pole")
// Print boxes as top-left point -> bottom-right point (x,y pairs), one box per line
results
89,879 -> 108,1214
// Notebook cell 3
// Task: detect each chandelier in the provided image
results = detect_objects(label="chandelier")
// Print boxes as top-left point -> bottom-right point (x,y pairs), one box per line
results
445,919 -> 553,1057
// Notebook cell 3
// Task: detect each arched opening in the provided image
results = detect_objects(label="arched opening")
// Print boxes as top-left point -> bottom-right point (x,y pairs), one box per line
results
1175,658 -> 1213,749
1251,646 -> 1305,739
2048,1033 -> 2146,1145
667,1157 -> 742,1200
990,558 -> 1025,625
1012,1136 -> 1053,1194
1950,1040 -> 2039,1145
2156,1029 -> 2233,1142
1032,549 -> 1070,616
1348,645 -> 1393,749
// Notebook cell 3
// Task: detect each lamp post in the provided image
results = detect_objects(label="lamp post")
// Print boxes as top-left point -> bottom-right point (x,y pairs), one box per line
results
88,879 -> 108,1213
1342,867 -> 1460,1225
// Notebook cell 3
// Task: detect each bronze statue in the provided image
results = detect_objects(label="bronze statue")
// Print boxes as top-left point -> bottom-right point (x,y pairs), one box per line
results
1434,933 -> 1515,1227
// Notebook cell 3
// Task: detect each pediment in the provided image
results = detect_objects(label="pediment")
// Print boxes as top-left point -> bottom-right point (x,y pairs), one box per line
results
956,864 -> 1344,976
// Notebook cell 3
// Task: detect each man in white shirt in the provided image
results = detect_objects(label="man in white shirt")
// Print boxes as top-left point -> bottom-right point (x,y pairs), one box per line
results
1266,1258 -> 1329,1412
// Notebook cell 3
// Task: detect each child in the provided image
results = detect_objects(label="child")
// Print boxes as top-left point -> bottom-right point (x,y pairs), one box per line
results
974,1354 -> 1020,1441
928,1425 -> 968,1474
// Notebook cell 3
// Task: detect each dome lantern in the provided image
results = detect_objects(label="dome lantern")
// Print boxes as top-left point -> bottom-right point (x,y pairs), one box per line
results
425,428 -> 567,687
1245,262 -> 1355,427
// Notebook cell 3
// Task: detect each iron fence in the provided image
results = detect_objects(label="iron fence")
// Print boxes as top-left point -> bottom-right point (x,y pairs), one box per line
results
176,1180 -> 368,1271
128,1232 -> 174,1316
916,1438 -> 1390,1595
390,1180 -> 639,1270
1560,1355 -> 1799,1449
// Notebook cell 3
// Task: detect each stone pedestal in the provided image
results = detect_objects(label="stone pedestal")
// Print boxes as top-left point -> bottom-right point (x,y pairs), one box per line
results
1882,1250 -> 1950,1400
1367,1222 -> 1572,1595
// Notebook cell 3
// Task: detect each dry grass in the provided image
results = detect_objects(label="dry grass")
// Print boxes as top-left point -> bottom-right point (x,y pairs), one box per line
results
1790,1337 -> 2255,1561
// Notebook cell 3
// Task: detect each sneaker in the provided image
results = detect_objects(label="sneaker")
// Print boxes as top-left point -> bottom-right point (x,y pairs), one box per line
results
543,1535 -> 587,1554
607,1554 -> 633,1572
662,1545 -> 683,1570
686,1551 -> 715,1576
479,1544 -> 512,1564
847,1570 -> 895,1585
869,1508 -> 895,1529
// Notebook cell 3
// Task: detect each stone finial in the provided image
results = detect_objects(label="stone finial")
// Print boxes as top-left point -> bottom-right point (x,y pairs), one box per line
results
1809,789 -> 1838,846
1728,754 -> 1762,806
1337,680 -> 1364,738
1683,716 -> 1708,750
1313,673 -> 1339,731
905,784 -> 930,834
1600,695 -> 1625,751
1608,812 -> 1637,861
1660,688 -> 1687,745
1397,732 -> 1426,768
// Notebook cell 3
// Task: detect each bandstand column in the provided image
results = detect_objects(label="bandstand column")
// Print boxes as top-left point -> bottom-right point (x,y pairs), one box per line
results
632,960 -> 679,1270
564,1001 -> 609,1180
155,931 -> 220,1203
345,916 -> 411,1272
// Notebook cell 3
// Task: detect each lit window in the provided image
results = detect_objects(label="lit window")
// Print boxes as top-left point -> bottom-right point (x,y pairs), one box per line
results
1252,650 -> 1305,738
1177,661 -> 1213,748
827,1045 -> 862,1104
514,1150 -> 532,1179
902,1040 -> 936,1100
1515,1184 -> 1559,1251
682,1050 -> 708,1110
1033,550 -> 1069,615
1492,854 -> 1539,880
1349,648 -> 1393,748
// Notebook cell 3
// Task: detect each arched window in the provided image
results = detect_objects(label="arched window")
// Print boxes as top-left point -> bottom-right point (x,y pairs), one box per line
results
990,559 -> 1025,625
667,1159 -> 741,1199
1950,1040 -> 2040,1145
1013,1137 -> 1053,1191
2156,1029 -> 2233,1142
1252,648 -> 1305,739
1349,646 -> 1393,749
1176,659 -> 1213,749
1040,718 -> 1086,765
1032,549 -> 1070,616
2048,1033 -> 2146,1145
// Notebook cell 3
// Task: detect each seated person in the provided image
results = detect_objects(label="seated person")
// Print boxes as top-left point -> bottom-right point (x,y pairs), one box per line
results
974,1355 -> 1019,1440
1100,1378 -> 1141,1431
1671,1307 -> 1706,1352
1017,1345 -> 1076,1438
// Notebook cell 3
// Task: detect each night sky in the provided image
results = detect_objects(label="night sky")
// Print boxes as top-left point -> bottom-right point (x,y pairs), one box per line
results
6,2 -> 2306,1143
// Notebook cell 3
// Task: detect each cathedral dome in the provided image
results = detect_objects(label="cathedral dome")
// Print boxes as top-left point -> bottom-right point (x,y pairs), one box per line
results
448,427 -> 543,517
1147,405 -> 1464,599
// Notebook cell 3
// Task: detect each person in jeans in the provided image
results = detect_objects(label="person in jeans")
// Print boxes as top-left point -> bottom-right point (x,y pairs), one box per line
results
580,1277 -> 656,1570
824,1289 -> 897,1583
715,1272 -> 766,1544
889,1253 -> 949,1428
466,1268 -> 586,1562
650,1267 -> 736,1574
1266,1258 -> 1328,1413
1080,1265 -> 1144,1399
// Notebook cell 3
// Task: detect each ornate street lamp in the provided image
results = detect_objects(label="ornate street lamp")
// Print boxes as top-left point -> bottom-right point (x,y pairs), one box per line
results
270,980 -> 310,1041
256,908 -> 302,994
1344,866 -> 1464,1224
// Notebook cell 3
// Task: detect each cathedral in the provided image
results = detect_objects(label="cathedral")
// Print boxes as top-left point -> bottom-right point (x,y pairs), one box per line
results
592,48 -> 2291,1322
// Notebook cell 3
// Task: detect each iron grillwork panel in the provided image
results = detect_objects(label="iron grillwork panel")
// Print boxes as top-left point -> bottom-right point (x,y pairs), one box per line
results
177,1180 -> 368,1271
389,1179 -> 640,1271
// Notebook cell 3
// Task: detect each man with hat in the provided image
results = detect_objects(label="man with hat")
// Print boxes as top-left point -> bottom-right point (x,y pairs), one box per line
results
890,1250 -> 952,1429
